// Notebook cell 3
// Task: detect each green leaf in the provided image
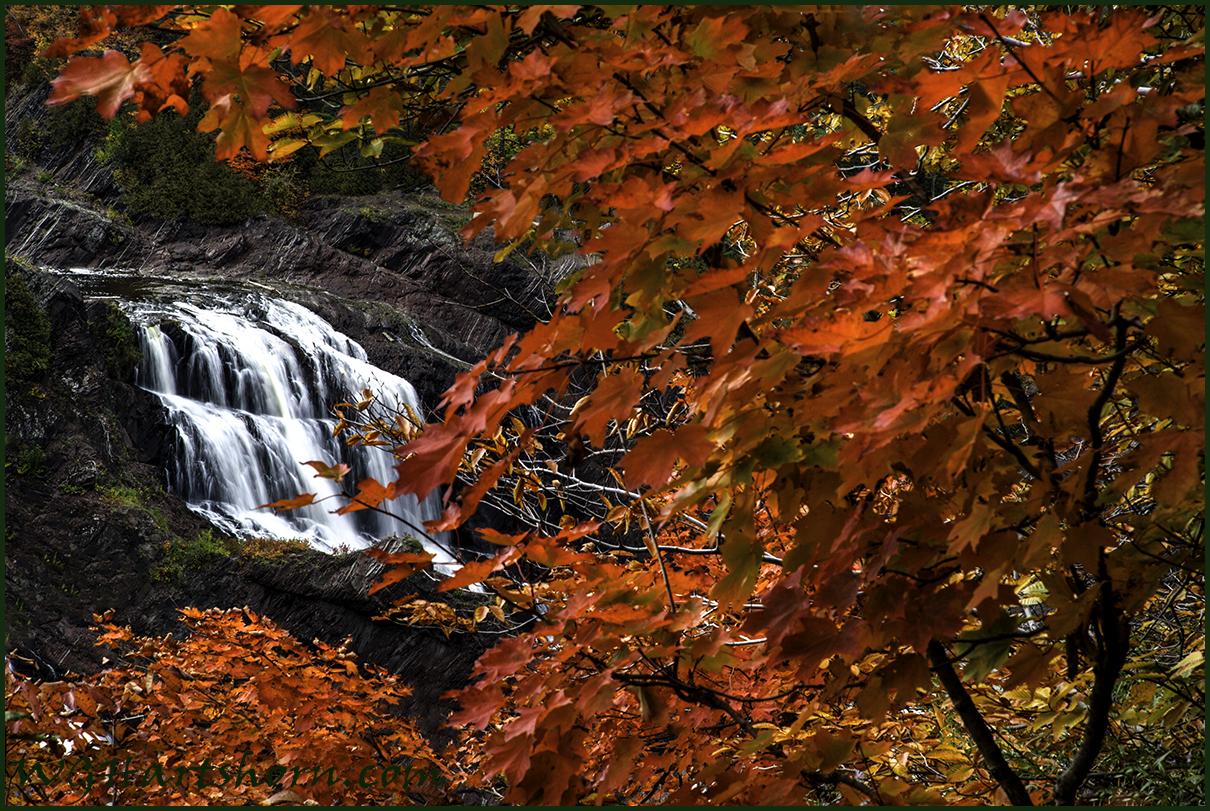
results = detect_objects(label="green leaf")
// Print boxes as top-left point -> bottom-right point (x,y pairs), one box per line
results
958,609 -> 1021,682
752,436 -> 804,468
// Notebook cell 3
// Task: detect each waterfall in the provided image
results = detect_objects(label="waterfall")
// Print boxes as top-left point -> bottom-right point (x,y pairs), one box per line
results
90,279 -> 449,558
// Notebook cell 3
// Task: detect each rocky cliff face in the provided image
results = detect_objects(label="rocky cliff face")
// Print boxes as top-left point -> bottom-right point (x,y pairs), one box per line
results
4,84 -> 580,754
4,173 -> 583,413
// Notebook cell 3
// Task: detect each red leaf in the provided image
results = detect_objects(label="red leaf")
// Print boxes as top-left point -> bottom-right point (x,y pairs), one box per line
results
682,288 -> 754,356
412,113 -> 494,203
1061,289 -> 1114,344
953,141 -> 1042,185
365,549 -> 434,594
340,85 -> 403,133
516,5 -> 581,35
259,493 -> 317,513
334,477 -> 393,514
685,13 -> 749,61
570,366 -> 645,446
196,61 -> 298,160
181,10 -> 297,160
234,5 -> 306,33
954,51 -> 1011,154
304,460 -> 352,481
288,7 -> 372,76
48,51 -> 142,120
623,423 -> 713,489
114,6 -> 176,28
469,636 -> 535,685
437,547 -> 522,592
130,43 -> 191,122
427,429 -> 535,532
477,528 -> 530,546
178,7 -> 244,63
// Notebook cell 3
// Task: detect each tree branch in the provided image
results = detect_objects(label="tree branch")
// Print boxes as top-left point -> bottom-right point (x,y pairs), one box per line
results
1080,314 -> 1131,520
927,639 -> 1033,805
1052,552 -> 1130,805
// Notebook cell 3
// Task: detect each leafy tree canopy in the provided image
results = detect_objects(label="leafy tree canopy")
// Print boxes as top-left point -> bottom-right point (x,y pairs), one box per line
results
30,5 -> 1206,805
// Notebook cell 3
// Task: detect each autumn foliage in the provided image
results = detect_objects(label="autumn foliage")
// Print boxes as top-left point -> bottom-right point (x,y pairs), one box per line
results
5,608 -> 453,805
22,4 -> 1207,806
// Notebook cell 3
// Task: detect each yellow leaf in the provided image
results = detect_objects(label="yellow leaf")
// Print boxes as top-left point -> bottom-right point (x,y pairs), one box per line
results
949,765 -> 974,782
1172,649 -> 1204,679
927,745 -> 969,764
265,112 -> 301,134
606,505 -> 629,523
494,230 -> 533,263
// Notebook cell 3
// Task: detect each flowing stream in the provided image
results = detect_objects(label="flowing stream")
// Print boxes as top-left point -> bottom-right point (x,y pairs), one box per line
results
65,269 -> 447,558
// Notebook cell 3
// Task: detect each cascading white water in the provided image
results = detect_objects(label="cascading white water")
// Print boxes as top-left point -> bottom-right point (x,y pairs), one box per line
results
123,287 -> 446,557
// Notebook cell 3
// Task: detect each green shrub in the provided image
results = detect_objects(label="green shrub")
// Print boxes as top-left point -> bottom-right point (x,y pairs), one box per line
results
101,101 -> 264,225
153,529 -> 241,583
19,57 -> 63,88
9,445 -> 47,478
294,143 -> 386,197
92,301 -> 142,381
289,136 -> 428,197
12,94 -> 104,164
239,535 -> 314,562
5,153 -> 29,179
259,163 -> 308,219
5,270 -> 52,385
43,96 -> 106,153
99,484 -> 144,508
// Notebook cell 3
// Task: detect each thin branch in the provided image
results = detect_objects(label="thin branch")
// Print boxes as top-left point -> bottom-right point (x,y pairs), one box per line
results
979,13 -> 1064,106
1053,552 -> 1130,804
981,424 -> 1043,481
801,767 -> 885,804
992,334 -> 1148,366
927,639 -> 1034,805
1080,314 -> 1131,520
641,500 -> 678,615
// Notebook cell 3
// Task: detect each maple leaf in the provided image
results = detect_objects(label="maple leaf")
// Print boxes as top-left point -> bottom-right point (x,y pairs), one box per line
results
515,5 -> 581,36
195,61 -> 298,160
287,7 -> 371,76
340,85 -> 403,133
114,6 -> 176,29
258,493 -> 317,513
304,459 -> 351,481
364,549 -> 434,593
48,50 -> 144,120
177,7 -> 243,63
953,51 -> 1012,155
234,5 -> 304,25
686,14 -> 749,61
438,547 -> 522,592
569,367 -> 645,446
334,477 -> 396,514
412,116 -> 493,204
